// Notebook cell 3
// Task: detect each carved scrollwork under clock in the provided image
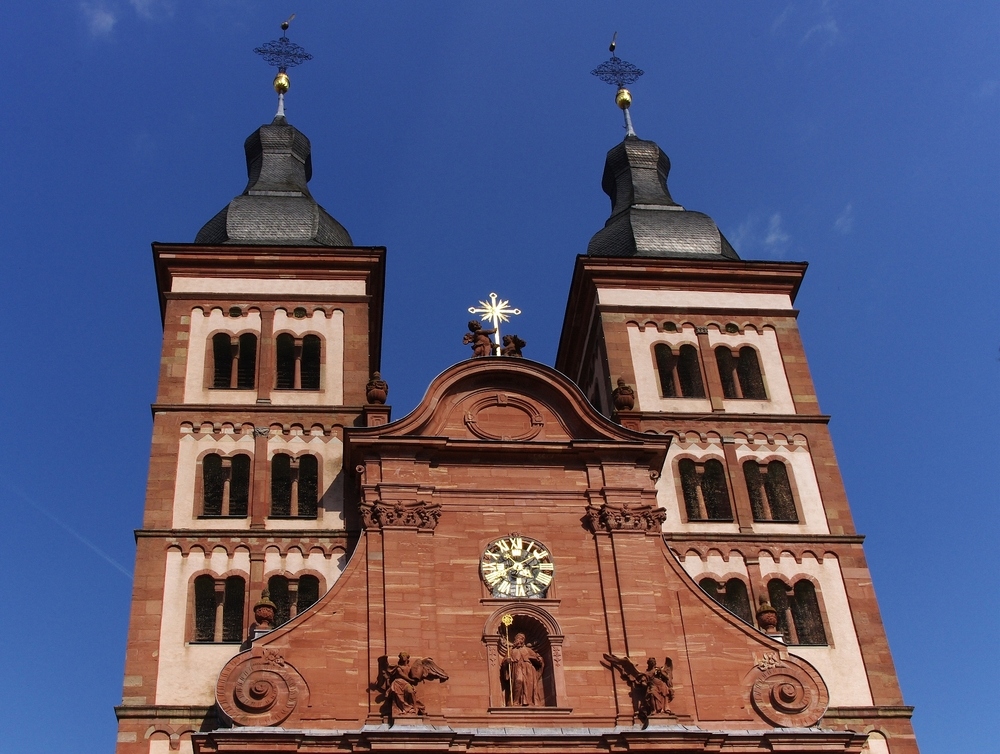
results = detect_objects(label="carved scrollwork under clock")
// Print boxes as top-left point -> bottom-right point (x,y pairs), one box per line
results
216,648 -> 308,727
744,653 -> 829,728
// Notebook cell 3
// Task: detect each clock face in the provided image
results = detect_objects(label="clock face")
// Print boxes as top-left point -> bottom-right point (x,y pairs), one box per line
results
480,535 -> 554,598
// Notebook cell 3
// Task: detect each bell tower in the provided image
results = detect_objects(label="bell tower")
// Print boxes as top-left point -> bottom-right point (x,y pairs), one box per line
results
556,51 -> 917,754
114,27 -> 387,752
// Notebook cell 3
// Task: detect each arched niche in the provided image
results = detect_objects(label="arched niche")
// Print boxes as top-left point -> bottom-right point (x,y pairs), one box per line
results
482,604 -> 567,711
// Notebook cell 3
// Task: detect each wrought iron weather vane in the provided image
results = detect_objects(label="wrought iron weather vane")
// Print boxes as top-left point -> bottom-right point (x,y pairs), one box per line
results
591,32 -> 644,136
469,293 -> 521,356
254,14 -> 313,118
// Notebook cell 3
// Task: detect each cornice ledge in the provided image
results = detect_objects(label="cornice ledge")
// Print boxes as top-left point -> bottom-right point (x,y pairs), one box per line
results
115,704 -> 215,720
663,532 -> 865,544
824,705 -> 915,719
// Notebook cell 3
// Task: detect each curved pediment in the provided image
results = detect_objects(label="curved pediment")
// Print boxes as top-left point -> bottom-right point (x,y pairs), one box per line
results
349,358 -> 656,447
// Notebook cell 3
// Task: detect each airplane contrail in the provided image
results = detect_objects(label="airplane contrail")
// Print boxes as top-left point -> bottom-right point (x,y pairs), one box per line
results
1,475 -> 133,581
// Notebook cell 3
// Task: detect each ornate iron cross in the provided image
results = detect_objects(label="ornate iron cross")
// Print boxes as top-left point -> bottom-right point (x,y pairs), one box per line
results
468,293 -> 521,355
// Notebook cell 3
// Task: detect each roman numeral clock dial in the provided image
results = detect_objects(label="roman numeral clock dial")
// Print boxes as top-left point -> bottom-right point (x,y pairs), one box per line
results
480,535 -> 554,598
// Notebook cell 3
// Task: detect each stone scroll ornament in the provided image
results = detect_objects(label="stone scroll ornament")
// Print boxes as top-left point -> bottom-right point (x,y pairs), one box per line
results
604,653 -> 674,721
216,647 -> 308,726
744,652 -> 830,728
376,652 -> 449,716
584,502 -> 666,533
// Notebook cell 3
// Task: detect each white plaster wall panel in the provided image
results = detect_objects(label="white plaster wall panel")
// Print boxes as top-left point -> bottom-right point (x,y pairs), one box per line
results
171,277 -> 367,296
184,308 -> 262,404
155,550 -> 243,705
680,552 -> 751,582
261,550 -> 346,590
269,308 -> 345,406
734,442 -> 830,535
708,328 -> 795,414
171,433 -> 344,531
264,434 -> 345,530
627,324 -> 713,414
597,288 -> 793,311
758,553 -> 874,707
657,439 -> 739,534
148,740 -> 194,754
863,733 -> 890,754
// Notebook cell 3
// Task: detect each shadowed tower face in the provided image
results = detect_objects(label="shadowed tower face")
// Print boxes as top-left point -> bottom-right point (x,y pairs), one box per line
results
114,35 -> 918,754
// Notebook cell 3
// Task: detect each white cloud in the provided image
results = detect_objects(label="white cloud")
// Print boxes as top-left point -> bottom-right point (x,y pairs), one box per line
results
81,2 -> 117,37
129,0 -> 174,20
772,0 -> 839,47
834,202 -> 854,234
764,213 -> 791,249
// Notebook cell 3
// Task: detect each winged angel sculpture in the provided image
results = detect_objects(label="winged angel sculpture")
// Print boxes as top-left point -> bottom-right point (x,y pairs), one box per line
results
603,653 -> 674,720
376,652 -> 449,715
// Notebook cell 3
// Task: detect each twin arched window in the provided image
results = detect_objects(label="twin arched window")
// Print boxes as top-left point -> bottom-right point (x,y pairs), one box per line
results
210,331 -> 322,390
200,452 -> 320,519
276,333 -> 321,390
654,343 -> 706,398
715,346 -> 767,399
678,458 -> 733,521
212,333 -> 257,389
744,459 -> 798,522
699,577 -> 753,624
767,578 -> 828,645
270,453 -> 319,518
266,574 -> 321,626
193,574 -> 245,643
202,453 -> 251,517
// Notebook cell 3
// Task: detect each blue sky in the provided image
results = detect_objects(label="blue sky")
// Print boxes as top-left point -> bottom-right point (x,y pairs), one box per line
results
0,2 -> 996,752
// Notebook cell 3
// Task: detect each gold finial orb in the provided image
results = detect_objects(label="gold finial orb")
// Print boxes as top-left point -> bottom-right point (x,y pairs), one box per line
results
273,72 -> 290,94
615,87 -> 632,110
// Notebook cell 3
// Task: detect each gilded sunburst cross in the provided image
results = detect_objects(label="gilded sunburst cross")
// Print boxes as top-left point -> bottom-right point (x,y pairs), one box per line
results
468,293 -> 521,356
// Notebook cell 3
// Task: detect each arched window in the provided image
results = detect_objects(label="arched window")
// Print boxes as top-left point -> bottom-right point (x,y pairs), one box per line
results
654,343 -> 706,398
699,577 -> 753,624
212,332 -> 257,389
270,453 -> 320,518
678,458 -> 733,521
192,574 -> 246,643
298,574 -> 320,613
201,453 -> 251,517
767,578 -> 827,645
276,333 -> 322,390
744,459 -> 798,522
265,574 -> 323,629
715,345 -> 767,400
791,580 -> 828,645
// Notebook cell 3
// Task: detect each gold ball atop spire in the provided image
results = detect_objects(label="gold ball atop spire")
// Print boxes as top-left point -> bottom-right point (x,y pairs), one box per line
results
615,87 -> 632,110
273,72 -> 290,94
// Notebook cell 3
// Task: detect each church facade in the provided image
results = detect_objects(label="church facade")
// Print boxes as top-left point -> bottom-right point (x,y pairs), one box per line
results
114,98 -> 918,753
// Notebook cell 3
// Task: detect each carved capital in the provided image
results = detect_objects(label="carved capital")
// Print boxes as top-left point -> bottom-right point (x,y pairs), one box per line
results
361,501 -> 442,531
585,503 -> 666,534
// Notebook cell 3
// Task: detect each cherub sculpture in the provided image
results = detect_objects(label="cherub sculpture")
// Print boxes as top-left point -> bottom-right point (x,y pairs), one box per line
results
603,653 -> 674,719
463,320 -> 497,358
377,652 -> 449,715
500,334 -> 526,358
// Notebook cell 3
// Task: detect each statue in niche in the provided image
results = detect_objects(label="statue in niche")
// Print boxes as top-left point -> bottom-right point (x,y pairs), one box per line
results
604,653 -> 674,719
501,632 -> 546,706
500,334 -> 526,358
376,652 -> 449,716
463,320 -> 496,358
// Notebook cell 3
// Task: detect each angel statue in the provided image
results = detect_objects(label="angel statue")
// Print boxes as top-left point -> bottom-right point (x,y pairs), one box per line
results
463,320 -> 497,358
500,632 -> 546,706
377,651 -> 449,715
603,653 -> 674,719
